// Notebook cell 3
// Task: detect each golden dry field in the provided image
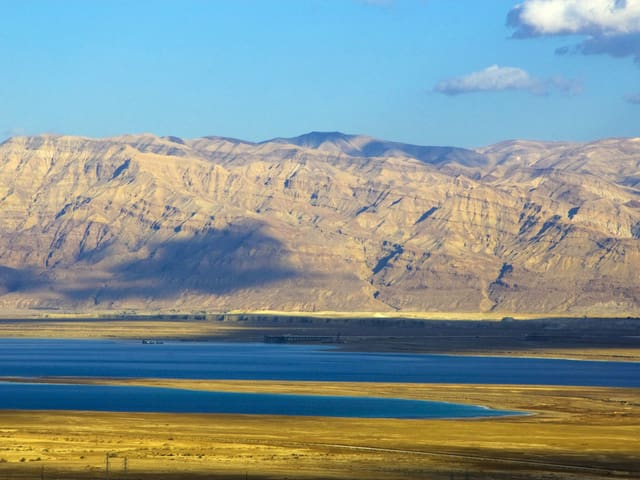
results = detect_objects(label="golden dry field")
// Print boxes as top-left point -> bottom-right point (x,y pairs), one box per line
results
0,381 -> 638,479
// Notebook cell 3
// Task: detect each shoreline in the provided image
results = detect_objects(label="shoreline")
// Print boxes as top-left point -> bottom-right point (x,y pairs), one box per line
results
0,377 -> 527,420
1,309 -> 632,320
0,314 -> 638,362
2,375 -> 639,414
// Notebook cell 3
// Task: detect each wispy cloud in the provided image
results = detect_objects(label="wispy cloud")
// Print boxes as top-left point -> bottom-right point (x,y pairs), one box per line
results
547,75 -> 584,94
625,92 -> 640,103
508,0 -> 640,63
360,0 -> 394,6
434,65 -> 580,96
1,127 -> 25,139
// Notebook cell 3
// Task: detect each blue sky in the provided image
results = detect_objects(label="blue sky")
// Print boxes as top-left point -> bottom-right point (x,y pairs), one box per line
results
0,0 -> 638,147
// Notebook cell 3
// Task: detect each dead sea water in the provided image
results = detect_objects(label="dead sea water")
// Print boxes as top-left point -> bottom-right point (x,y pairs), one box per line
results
0,339 -> 637,418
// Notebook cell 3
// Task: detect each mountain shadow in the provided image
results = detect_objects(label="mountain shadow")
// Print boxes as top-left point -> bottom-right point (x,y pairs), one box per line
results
63,223 -> 298,303
0,266 -> 50,294
276,131 -> 488,167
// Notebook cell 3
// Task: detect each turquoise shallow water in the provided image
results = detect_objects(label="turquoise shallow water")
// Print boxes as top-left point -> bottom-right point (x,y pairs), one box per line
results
0,381 -> 518,419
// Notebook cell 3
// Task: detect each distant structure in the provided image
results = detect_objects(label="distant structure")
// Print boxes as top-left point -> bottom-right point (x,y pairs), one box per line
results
263,334 -> 339,344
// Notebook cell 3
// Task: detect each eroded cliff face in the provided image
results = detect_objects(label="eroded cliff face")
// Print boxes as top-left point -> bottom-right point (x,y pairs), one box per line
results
0,132 -> 639,314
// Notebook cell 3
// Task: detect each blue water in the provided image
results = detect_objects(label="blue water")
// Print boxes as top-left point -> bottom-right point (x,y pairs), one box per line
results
0,339 -> 638,387
0,381 -> 516,418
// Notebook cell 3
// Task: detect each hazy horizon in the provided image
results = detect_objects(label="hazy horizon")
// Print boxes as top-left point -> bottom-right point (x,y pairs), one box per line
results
2,128 -> 637,151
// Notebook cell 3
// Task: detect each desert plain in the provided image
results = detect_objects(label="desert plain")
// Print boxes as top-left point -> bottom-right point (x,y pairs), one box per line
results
0,315 -> 638,479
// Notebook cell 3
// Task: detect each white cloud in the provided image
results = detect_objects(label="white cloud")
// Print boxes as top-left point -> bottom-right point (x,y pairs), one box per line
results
508,0 -> 640,62
434,65 -> 579,96
509,0 -> 640,36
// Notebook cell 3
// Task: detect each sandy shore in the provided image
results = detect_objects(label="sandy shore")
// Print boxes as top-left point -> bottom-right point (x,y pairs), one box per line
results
0,315 -> 638,362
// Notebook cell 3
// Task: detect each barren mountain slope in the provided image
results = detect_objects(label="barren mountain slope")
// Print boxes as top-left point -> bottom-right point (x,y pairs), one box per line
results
0,132 -> 639,314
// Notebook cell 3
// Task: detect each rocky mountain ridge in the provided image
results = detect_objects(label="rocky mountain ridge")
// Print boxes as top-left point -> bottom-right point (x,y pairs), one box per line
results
0,132 -> 639,315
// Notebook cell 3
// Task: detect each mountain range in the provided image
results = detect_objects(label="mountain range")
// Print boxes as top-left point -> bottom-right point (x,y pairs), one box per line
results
1,131 -> 639,315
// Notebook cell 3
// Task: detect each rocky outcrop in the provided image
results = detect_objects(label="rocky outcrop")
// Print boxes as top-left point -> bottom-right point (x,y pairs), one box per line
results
0,132 -> 639,315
